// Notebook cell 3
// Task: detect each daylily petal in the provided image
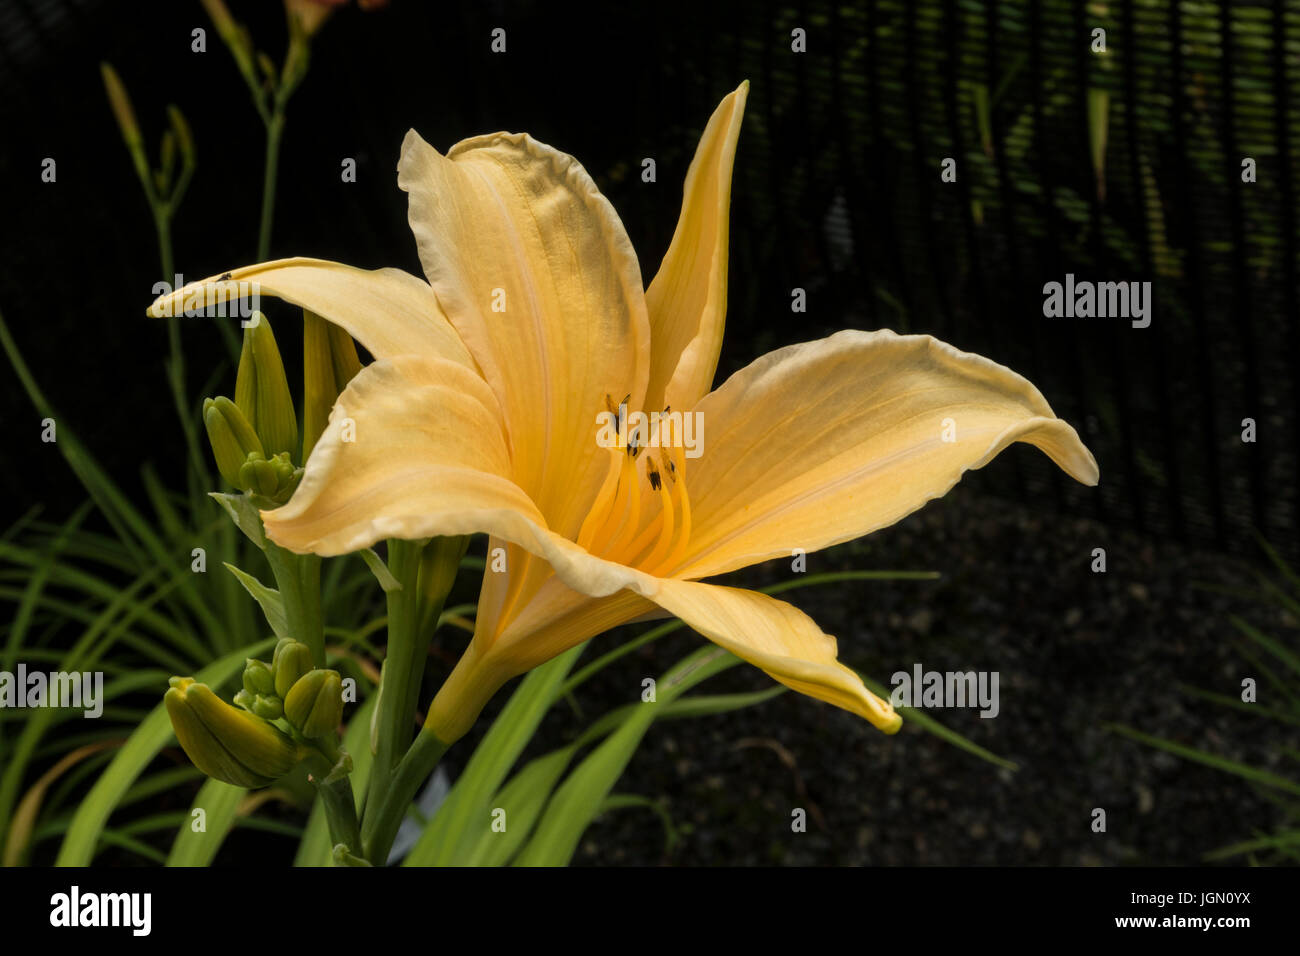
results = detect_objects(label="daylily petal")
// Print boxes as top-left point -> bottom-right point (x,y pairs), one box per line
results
427,530 -> 898,740
476,571 -> 656,676
398,130 -> 651,541
643,82 -> 748,414
672,329 -> 1100,580
648,578 -> 900,732
145,257 -> 473,367
261,353 -> 540,556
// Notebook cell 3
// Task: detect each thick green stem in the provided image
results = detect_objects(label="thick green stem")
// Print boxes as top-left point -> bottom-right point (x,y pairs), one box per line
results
362,730 -> 449,865
266,545 -> 353,858
316,773 -> 362,858
266,545 -> 324,667
364,540 -> 423,831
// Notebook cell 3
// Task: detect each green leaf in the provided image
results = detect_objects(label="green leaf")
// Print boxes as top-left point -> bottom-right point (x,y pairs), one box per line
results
223,563 -> 288,640
0,567 -> 175,858
452,688 -> 781,866
658,687 -> 786,720
209,492 -> 267,549
1231,615 -> 1300,680
360,549 -> 402,593
403,645 -> 585,865
513,646 -> 738,866
166,778 -> 245,866
1106,724 -> 1300,798
597,793 -> 679,856
461,746 -> 579,867
1204,830 -> 1300,862
1087,87 -> 1109,199
858,673 -> 1018,771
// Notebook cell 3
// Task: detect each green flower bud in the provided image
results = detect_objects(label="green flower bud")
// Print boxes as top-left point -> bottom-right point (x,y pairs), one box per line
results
273,641 -> 314,698
100,62 -> 149,186
302,310 -> 363,461
284,668 -> 344,738
203,396 -> 264,488
251,694 -> 283,720
242,658 -> 275,697
235,312 -> 299,461
237,451 -> 302,504
164,676 -> 303,788
232,688 -> 255,711
271,637 -> 296,670
419,535 -> 470,604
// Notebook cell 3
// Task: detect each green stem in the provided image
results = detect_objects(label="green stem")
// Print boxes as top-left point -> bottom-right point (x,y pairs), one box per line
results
362,730 -> 449,865
264,545 -> 354,857
315,772 -> 362,858
152,206 -> 208,493
363,540 -> 423,832
266,545 -> 324,666
257,112 -> 284,261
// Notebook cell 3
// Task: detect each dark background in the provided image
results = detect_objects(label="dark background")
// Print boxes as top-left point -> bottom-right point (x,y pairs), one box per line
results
0,0 -> 1297,865
3,0 -> 1297,558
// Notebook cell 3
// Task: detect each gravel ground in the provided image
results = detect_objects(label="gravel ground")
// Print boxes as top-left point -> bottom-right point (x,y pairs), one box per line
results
457,484 -> 1294,866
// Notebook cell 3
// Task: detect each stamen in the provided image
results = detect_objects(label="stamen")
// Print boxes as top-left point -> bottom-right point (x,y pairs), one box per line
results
641,457 -> 677,569
577,447 -> 623,551
581,403 -> 697,572
603,452 -> 643,557
589,450 -> 638,557
658,446 -> 693,574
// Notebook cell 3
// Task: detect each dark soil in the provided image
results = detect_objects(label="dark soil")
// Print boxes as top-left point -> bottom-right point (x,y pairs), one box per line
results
477,482 -> 1296,866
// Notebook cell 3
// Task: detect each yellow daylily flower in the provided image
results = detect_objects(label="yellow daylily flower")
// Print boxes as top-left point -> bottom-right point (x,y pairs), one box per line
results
147,82 -> 1098,745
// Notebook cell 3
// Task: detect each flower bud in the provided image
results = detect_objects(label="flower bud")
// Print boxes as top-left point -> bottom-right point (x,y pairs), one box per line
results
165,676 -> 303,788
283,668 -> 343,738
271,637 -> 295,670
100,62 -> 149,186
235,312 -> 299,461
237,451 -> 302,503
417,535 -> 471,636
302,310 -> 363,460
203,396 -> 264,489
251,694 -> 284,720
242,658 -> 276,697
273,640 -> 314,698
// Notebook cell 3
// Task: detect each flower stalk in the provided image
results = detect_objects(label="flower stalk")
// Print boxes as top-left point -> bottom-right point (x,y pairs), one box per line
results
362,729 -> 450,865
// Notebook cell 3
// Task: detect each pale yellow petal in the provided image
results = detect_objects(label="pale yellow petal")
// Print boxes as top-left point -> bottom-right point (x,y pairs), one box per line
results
145,257 -> 472,367
648,578 -> 900,732
475,569 -> 655,676
261,353 -> 540,556
423,522 -> 897,740
672,329 -> 1099,580
398,130 -> 651,541
643,82 -> 748,414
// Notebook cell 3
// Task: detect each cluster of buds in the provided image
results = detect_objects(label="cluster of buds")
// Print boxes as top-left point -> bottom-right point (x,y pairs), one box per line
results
164,639 -> 346,788
202,312 -> 303,503
241,637 -> 345,739
202,309 -> 362,504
